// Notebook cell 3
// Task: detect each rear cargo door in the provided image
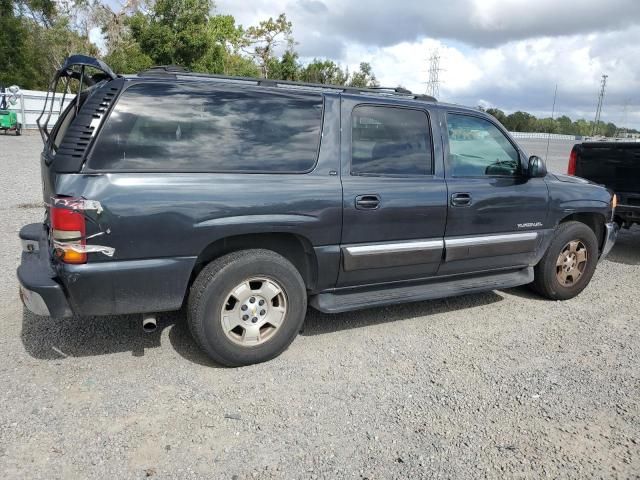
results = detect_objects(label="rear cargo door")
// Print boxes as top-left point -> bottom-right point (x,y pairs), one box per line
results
338,96 -> 447,287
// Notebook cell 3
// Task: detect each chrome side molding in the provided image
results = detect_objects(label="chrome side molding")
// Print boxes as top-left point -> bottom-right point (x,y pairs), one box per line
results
343,239 -> 443,271
445,232 -> 539,262
341,231 -> 541,271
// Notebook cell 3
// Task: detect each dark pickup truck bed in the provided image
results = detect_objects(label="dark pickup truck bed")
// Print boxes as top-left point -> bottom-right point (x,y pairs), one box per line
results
570,142 -> 640,228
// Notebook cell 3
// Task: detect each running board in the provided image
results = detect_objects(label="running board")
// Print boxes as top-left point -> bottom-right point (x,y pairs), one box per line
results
309,267 -> 533,314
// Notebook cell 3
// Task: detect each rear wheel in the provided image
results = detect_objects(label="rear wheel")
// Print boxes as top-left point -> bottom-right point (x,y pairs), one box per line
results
188,249 -> 307,366
531,221 -> 599,300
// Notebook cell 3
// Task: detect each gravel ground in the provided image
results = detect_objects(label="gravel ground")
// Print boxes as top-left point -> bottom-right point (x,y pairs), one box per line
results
0,133 -> 639,479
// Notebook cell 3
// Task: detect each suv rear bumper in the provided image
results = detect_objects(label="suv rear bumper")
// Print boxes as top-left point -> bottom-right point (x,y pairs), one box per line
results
17,223 -> 73,318
17,223 -> 196,318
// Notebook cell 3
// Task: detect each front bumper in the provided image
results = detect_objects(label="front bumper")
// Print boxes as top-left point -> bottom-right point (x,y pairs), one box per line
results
600,222 -> 619,260
17,223 -> 72,318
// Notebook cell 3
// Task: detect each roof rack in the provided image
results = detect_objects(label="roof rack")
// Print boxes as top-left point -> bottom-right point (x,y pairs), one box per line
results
137,67 -> 437,102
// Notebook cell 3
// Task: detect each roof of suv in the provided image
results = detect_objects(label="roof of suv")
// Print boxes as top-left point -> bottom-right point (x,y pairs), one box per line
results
130,65 -> 439,105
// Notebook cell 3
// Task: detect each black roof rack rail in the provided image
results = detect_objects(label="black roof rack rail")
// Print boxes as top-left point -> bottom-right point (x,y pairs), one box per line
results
137,66 -> 437,102
141,65 -> 191,74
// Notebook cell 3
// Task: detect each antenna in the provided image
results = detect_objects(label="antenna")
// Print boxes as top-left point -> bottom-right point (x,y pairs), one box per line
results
426,50 -> 442,99
616,100 -> 629,138
592,74 -> 608,136
545,84 -> 558,162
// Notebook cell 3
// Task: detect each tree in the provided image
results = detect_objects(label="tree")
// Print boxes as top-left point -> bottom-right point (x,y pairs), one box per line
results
127,0 -> 212,69
0,0 -> 38,88
348,62 -> 379,88
243,13 -> 292,78
504,111 -> 535,132
268,47 -> 299,81
299,59 -> 348,85
556,115 -> 573,135
486,108 -> 507,126
1,1 -> 383,96
1,0 -> 97,89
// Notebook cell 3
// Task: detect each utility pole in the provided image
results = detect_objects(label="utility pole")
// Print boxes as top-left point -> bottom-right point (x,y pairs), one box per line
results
592,74 -> 608,136
426,51 -> 442,99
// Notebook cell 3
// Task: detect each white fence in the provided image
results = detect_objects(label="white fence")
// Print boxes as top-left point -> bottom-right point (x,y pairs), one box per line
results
2,89 -> 75,130
509,132 -> 582,141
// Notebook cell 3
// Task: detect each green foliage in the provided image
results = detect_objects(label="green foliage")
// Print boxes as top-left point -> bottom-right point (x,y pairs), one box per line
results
243,13 -> 293,78
348,62 -> 379,88
127,0 -> 212,68
485,108 -> 636,137
0,0 -> 38,88
299,59 -> 348,84
103,39 -> 153,74
0,0 -> 96,89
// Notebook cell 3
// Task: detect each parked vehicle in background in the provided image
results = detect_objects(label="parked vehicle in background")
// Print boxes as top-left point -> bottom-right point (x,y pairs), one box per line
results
17,55 -> 617,366
569,142 -> 640,228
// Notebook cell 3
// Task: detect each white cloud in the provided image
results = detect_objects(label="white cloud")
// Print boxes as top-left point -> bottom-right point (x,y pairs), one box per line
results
213,0 -> 640,127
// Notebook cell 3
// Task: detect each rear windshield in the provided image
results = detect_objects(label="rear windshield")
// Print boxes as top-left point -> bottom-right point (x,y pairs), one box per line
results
87,83 -> 323,173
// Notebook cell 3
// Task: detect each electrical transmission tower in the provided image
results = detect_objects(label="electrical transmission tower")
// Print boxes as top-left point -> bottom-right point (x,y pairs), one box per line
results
592,74 -> 608,136
426,51 -> 442,99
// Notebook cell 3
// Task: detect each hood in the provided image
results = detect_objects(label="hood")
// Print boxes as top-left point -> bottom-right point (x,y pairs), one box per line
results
549,173 -> 599,186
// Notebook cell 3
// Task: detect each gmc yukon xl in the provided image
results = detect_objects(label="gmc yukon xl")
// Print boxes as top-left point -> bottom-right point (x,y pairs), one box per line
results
18,56 -> 618,366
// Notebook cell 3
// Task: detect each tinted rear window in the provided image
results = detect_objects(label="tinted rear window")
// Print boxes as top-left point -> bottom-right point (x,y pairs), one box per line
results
351,105 -> 432,176
87,83 -> 323,172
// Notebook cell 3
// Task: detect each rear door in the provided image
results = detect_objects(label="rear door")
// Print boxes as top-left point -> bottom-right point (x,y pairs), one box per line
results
440,111 -> 549,276
338,97 -> 447,287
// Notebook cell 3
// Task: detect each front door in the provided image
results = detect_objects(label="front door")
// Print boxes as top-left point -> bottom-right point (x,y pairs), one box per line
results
440,111 -> 550,276
338,97 -> 448,287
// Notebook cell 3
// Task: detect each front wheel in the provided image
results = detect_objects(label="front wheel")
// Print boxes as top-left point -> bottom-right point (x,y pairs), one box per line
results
15,123 -> 22,136
531,221 -> 599,300
188,249 -> 307,367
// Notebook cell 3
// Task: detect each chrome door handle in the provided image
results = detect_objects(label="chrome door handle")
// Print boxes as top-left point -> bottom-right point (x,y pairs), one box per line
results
355,194 -> 380,210
451,193 -> 472,207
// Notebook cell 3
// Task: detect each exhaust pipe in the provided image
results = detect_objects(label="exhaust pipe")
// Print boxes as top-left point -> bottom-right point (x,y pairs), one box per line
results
142,314 -> 157,333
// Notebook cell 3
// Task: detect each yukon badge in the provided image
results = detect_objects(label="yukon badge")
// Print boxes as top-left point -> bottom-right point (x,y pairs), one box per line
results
517,222 -> 543,229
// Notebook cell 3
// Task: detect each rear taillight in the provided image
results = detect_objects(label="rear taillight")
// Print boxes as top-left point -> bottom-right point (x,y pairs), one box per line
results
50,199 -> 86,264
568,147 -> 577,176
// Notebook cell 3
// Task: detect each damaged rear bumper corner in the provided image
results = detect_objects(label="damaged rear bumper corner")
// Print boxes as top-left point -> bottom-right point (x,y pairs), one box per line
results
17,223 -> 73,318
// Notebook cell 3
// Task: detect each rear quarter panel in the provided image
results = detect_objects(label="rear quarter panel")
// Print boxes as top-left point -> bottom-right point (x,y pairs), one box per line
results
48,93 -> 343,315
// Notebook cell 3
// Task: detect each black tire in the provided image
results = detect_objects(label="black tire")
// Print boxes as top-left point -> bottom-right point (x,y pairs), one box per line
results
531,221 -> 599,300
15,123 -> 21,136
188,249 -> 307,367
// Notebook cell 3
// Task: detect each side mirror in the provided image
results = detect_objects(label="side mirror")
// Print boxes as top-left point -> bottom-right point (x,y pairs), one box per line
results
528,155 -> 547,178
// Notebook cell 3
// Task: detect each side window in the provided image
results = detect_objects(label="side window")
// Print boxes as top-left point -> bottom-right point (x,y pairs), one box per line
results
447,113 -> 520,177
351,105 -> 432,176
88,83 -> 323,172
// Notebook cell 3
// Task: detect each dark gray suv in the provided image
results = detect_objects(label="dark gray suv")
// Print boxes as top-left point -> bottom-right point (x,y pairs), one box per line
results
18,55 -> 618,366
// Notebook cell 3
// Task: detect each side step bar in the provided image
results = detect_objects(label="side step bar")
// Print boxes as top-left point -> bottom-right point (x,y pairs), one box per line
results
309,267 -> 533,314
